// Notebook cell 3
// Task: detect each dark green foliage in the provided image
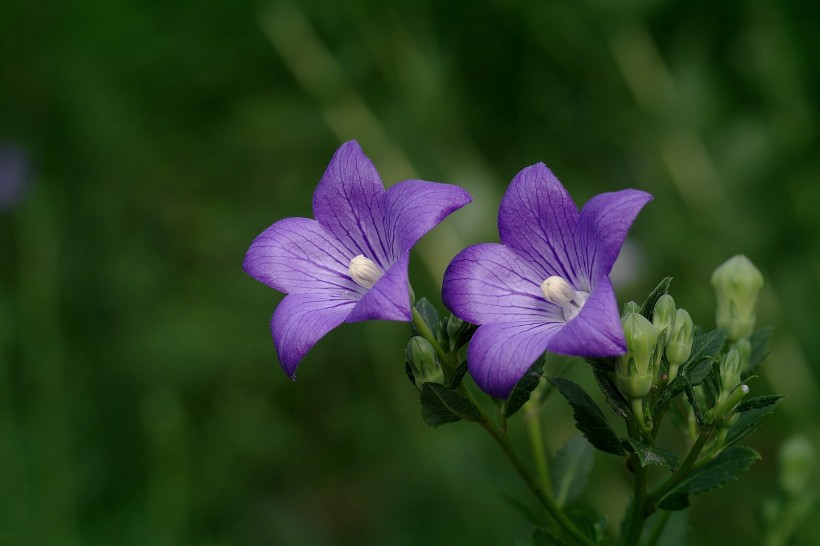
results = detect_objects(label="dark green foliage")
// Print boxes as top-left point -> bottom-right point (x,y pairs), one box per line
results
413,298 -> 444,342
420,383 -> 481,426
657,447 -> 761,510
746,327 -> 774,376
639,277 -> 673,319
505,358 -> 544,417
621,438 -> 679,472
725,401 -> 782,447
531,528 -> 570,546
448,361 -> 470,388
735,395 -> 785,412
548,377 -> 625,456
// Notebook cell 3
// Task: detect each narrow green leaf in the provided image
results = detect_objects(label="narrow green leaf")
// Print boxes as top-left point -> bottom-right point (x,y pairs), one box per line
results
657,446 -> 761,510
685,385 -> 708,428
419,383 -> 480,427
531,528 -> 570,546
747,326 -> 773,375
587,358 -> 631,420
570,511 -> 604,544
548,377 -> 625,455
725,402 -> 780,447
639,277 -> 673,319
685,329 -> 727,369
735,395 -> 785,413
621,438 -> 679,472
412,298 -> 442,340
652,358 -> 714,414
448,361 -> 469,388
506,358 -> 545,417
551,433 -> 596,506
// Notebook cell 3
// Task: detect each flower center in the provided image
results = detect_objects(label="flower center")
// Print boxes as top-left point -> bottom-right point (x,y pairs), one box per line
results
540,275 -> 589,321
349,255 -> 384,289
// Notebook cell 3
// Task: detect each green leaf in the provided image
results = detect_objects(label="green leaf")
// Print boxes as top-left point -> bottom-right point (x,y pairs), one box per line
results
747,326 -> 773,375
652,358 -> 714,414
686,329 -> 727,369
412,298 -> 442,340
570,511 -> 605,545
548,377 -> 625,456
506,358 -> 545,417
724,402 -> 780,447
735,395 -> 785,412
639,277 -> 673,319
685,385 -> 709,428
551,433 -> 596,506
419,383 -> 481,427
587,358 -> 631,420
621,438 -> 679,472
448,361 -> 469,388
657,446 -> 761,510
531,528 -> 570,546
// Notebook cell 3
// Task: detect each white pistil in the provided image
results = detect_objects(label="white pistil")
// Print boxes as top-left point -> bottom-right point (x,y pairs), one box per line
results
348,255 -> 384,289
540,275 -> 589,321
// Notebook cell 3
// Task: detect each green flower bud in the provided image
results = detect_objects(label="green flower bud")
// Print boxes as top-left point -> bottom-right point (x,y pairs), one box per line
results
711,255 -> 764,341
733,337 -> 751,373
616,313 -> 658,399
405,336 -> 443,390
622,301 -> 640,316
652,294 -> 676,337
779,434 -> 815,496
720,349 -> 743,393
666,308 -> 694,379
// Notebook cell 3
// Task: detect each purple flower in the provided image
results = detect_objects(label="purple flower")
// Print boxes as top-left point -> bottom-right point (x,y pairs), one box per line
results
442,163 -> 652,398
244,140 -> 472,378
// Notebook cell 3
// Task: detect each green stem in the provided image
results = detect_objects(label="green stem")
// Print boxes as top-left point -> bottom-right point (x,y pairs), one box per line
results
645,509 -> 672,546
621,451 -> 649,545
527,410 -> 553,498
480,420 -> 593,546
411,307 -> 454,372
646,429 -> 713,507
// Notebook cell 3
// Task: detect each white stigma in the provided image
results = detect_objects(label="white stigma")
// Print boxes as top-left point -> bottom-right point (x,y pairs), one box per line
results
540,275 -> 589,321
349,255 -> 384,289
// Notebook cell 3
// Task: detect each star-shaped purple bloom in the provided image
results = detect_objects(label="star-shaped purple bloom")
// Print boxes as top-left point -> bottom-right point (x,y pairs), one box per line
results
244,140 -> 472,378
442,163 -> 652,399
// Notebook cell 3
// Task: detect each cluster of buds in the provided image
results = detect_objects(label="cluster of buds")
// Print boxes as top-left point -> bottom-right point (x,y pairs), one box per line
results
651,294 -> 694,381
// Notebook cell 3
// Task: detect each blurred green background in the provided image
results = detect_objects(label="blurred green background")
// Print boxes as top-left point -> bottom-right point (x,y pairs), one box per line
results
1,0 -> 819,544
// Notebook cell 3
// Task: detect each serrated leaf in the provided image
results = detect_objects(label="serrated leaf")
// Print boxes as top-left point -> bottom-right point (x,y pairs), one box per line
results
420,383 -> 480,427
506,359 -> 545,417
548,377 -> 625,456
639,277 -> 673,319
531,528 -> 570,546
685,385 -> 708,428
552,433 -> 596,506
621,438 -> 680,472
747,326 -> 773,375
587,359 -> 631,420
735,395 -> 785,412
412,298 -> 442,340
448,361 -> 469,388
657,446 -> 761,510
686,329 -> 727,368
724,402 -> 780,447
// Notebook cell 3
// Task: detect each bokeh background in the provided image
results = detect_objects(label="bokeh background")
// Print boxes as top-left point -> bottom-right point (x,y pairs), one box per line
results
1,0 -> 819,544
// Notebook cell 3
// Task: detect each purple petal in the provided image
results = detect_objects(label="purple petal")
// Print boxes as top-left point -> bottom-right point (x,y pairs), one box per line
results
347,251 -> 412,322
468,321 -> 563,399
576,189 -> 653,283
243,217 -> 363,296
547,276 -> 626,357
497,163 -> 584,287
384,180 -> 473,255
271,293 -> 356,378
442,243 -> 564,324
312,140 -> 392,268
